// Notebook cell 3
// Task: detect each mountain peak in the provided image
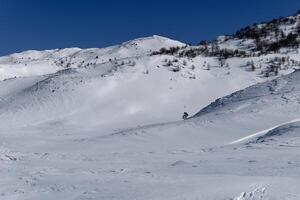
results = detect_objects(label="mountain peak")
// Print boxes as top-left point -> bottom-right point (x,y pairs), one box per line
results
120,35 -> 186,51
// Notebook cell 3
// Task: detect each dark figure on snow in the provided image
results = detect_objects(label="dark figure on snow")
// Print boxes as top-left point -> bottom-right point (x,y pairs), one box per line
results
182,112 -> 189,120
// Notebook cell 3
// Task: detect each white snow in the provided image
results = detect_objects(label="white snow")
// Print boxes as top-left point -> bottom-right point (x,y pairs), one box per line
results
1,30 -> 300,199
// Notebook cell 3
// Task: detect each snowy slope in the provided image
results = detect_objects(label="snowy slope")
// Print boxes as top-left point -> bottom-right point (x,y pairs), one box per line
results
2,71 -> 300,200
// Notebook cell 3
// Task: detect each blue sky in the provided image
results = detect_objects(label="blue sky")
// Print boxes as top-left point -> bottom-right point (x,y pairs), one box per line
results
0,0 -> 299,55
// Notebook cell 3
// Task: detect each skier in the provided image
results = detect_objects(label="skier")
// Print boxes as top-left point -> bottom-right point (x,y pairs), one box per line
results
182,112 -> 189,120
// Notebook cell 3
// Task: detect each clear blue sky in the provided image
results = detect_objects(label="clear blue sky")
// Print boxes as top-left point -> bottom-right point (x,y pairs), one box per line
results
0,0 -> 299,56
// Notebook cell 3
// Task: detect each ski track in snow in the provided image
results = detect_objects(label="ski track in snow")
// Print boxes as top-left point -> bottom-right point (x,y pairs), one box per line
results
229,118 -> 300,145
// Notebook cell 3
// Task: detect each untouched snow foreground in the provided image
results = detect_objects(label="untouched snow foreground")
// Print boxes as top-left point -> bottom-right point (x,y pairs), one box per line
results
2,28 -> 300,199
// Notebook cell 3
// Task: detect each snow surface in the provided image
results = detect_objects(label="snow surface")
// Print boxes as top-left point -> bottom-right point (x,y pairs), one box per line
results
1,32 -> 300,199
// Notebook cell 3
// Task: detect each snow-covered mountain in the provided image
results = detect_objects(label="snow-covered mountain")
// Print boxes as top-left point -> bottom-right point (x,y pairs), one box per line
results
0,35 -> 184,80
1,11 -> 300,200
1,31 -> 299,130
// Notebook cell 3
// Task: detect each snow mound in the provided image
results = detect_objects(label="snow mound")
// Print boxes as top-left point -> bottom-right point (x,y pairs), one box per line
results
255,122 -> 300,143
234,186 -> 266,200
